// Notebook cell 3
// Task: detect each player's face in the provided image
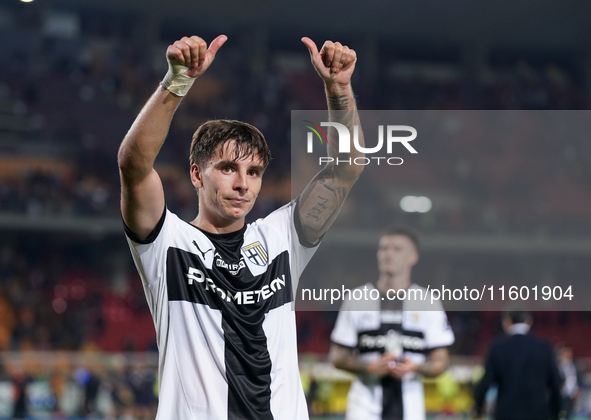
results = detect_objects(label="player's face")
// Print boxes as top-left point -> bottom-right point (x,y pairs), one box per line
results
191,140 -> 264,225
377,234 -> 419,276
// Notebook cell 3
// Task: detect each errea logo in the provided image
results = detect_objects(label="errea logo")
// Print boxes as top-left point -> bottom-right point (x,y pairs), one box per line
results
304,120 -> 417,166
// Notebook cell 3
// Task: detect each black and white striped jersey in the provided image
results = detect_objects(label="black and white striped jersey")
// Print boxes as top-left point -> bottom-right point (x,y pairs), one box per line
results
331,283 -> 455,420
125,200 -> 318,419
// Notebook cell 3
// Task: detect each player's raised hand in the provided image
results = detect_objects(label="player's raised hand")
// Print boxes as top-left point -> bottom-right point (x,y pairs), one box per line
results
161,35 -> 227,97
166,35 -> 227,78
301,37 -> 357,86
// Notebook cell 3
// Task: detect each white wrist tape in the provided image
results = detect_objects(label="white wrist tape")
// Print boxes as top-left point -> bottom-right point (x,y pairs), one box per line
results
160,61 -> 196,97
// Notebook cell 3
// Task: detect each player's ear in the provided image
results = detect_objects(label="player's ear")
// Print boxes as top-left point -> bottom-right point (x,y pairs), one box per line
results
190,163 -> 204,188
410,250 -> 419,266
502,317 -> 512,333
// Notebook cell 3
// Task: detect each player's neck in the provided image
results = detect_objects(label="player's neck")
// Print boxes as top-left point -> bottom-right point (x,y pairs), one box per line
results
376,271 -> 411,294
191,213 -> 245,234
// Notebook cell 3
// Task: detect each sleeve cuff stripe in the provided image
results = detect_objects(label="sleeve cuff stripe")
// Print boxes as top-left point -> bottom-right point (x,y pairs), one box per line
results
123,206 -> 167,244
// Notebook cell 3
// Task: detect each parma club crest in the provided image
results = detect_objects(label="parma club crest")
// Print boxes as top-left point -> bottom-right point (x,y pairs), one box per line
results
241,242 -> 269,266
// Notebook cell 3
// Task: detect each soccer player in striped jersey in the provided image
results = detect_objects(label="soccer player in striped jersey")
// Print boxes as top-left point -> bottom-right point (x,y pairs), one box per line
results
117,34 -> 363,419
330,226 -> 455,420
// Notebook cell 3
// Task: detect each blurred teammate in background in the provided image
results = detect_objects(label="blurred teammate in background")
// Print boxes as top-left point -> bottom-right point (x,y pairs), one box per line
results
117,34 -> 363,419
330,225 -> 455,420
556,344 -> 582,420
473,311 -> 563,420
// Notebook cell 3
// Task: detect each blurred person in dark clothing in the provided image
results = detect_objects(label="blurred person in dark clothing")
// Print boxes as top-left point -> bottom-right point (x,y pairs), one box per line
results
75,366 -> 101,416
127,362 -> 157,419
105,355 -> 134,417
473,311 -> 563,420
11,369 -> 30,419
556,344 -> 581,420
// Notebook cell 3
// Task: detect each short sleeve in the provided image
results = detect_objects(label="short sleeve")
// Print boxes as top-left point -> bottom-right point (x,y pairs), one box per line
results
258,199 -> 321,292
125,208 -> 177,288
423,309 -> 455,349
123,205 -> 167,245
123,208 -> 182,339
330,300 -> 359,348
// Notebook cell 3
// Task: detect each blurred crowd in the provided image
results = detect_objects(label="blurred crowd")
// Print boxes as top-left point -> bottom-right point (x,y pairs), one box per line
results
0,237 -> 155,353
0,352 -> 158,418
1,6 -> 591,235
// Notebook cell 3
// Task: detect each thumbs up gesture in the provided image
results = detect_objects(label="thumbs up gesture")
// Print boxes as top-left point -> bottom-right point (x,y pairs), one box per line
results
301,37 -> 357,86
166,35 -> 227,78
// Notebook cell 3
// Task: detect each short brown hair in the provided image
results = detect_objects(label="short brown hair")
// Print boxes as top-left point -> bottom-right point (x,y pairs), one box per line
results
190,120 -> 272,169
380,225 -> 421,250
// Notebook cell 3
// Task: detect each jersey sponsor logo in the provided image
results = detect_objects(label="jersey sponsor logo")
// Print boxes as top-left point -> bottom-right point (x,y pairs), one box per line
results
186,267 -> 287,305
214,252 -> 246,275
167,247 -> 293,311
242,241 -> 269,266
359,329 -> 428,353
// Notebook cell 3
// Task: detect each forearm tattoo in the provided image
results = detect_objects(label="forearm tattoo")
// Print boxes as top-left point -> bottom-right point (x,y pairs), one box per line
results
330,345 -> 368,374
299,177 -> 346,234
415,349 -> 449,377
327,94 -> 349,110
327,94 -> 359,152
